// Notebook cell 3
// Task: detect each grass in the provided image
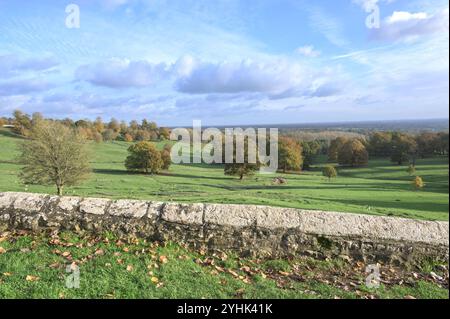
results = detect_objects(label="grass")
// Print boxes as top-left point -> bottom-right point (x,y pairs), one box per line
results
0,230 -> 448,299
0,128 -> 448,221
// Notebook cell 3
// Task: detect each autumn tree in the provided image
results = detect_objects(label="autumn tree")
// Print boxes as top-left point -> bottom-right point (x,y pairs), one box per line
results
338,139 -> 369,167
413,176 -> 424,190
125,141 -> 163,174
18,120 -> 91,195
322,165 -> 337,181
278,137 -> 303,172
368,132 -> 392,157
102,129 -> 119,142
94,117 -> 105,133
159,127 -> 171,140
12,110 -> 32,136
390,133 -> 417,165
161,148 -> 172,170
328,137 -> 348,162
108,118 -> 121,133
124,133 -> 134,142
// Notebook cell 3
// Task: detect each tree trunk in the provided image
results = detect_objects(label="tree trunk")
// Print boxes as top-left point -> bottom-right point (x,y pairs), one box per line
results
57,185 -> 63,196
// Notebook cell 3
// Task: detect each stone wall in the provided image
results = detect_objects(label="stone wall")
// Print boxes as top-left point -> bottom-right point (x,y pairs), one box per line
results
0,192 -> 448,265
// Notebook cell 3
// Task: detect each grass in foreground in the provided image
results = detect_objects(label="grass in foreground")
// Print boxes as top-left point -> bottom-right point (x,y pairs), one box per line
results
0,128 -> 448,221
0,231 -> 448,299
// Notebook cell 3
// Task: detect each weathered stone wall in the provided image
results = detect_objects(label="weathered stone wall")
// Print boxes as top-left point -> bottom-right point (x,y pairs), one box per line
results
0,192 -> 448,265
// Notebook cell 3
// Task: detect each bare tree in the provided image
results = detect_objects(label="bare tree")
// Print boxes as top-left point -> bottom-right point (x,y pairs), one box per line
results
18,120 -> 91,195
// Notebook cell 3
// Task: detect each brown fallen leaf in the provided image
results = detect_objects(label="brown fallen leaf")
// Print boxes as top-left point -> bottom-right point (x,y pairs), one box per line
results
25,275 -> 40,282
2,272 -> 12,276
126,265 -> 134,272
62,251 -> 71,257
95,249 -> 104,256
159,255 -> 169,264
0,246 -> 6,254
151,276 -> 159,284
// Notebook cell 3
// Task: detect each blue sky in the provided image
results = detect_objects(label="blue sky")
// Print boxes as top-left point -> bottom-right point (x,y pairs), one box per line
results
0,0 -> 448,126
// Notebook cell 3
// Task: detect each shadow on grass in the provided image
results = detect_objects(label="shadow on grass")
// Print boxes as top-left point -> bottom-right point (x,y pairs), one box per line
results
0,129 -> 24,139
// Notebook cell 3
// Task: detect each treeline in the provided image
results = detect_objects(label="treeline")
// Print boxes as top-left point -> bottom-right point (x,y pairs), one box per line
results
325,131 -> 449,167
1,110 -> 171,143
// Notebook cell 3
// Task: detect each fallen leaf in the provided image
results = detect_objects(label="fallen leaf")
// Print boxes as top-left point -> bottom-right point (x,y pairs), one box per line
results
151,276 -> 159,284
2,272 -> 12,276
0,247 -> 6,254
126,265 -> 134,272
25,275 -> 39,282
159,255 -> 169,264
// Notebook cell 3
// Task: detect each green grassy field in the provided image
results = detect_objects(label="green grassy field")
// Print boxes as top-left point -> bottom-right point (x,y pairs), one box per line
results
0,128 -> 448,221
0,231 -> 448,299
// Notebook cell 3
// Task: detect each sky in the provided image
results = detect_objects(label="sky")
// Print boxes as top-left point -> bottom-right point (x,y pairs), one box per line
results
0,0 -> 448,126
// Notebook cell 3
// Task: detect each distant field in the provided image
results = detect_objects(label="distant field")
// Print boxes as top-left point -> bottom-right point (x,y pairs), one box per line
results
0,128 -> 448,221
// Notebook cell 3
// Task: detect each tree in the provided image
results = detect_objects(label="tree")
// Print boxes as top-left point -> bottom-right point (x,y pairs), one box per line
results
124,133 -> 134,142
302,140 -> 321,170
102,129 -> 119,142
93,132 -> 103,143
328,137 -> 348,161
390,133 -> 417,165
407,164 -> 416,176
224,138 -> 260,180
18,120 -> 90,195
108,118 -> 120,133
159,127 -> 170,140
12,110 -> 32,136
437,132 -> 449,155
413,176 -> 424,190
368,132 -> 392,157
278,137 -> 303,172
415,132 -> 439,158
160,150 -> 172,170
322,165 -> 337,181
94,117 -> 105,133
125,142 -> 163,174
338,139 -> 369,166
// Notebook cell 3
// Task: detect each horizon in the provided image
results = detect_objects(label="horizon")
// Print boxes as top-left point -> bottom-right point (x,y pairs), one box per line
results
0,0 -> 449,126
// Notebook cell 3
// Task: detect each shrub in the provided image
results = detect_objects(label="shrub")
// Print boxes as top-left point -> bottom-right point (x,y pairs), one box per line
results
125,142 -> 163,174
413,176 -> 424,190
322,165 -> 337,181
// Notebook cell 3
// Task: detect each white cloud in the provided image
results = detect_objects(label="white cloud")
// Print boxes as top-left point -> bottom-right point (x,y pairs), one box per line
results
174,57 -> 343,99
371,8 -> 449,42
75,58 -> 170,88
296,45 -> 321,58
387,11 -> 428,24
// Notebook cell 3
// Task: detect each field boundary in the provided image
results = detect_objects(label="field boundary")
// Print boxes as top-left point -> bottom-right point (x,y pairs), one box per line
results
0,192 -> 448,265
